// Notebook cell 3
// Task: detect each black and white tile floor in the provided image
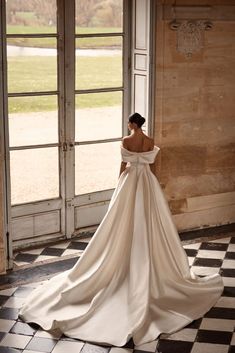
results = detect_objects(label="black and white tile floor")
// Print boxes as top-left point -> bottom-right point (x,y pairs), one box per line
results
0,235 -> 234,353
13,232 -> 93,268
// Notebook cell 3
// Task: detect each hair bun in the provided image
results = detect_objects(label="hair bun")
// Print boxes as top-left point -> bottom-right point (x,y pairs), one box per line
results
139,116 -> 145,126
128,112 -> 146,128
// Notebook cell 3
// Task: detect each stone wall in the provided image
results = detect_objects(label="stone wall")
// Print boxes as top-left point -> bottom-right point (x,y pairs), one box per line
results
154,0 -> 235,231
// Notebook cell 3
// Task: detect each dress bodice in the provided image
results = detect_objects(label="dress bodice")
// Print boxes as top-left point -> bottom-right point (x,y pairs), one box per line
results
121,145 -> 160,165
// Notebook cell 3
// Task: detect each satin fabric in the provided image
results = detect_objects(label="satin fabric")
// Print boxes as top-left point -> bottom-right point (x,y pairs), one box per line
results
18,145 -> 224,346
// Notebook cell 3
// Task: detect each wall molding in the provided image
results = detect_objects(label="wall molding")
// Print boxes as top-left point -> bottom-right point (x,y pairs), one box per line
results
163,5 -> 235,21
172,191 -> 235,232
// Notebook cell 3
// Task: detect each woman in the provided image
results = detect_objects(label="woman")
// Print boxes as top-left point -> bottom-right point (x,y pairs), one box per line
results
19,112 -> 224,347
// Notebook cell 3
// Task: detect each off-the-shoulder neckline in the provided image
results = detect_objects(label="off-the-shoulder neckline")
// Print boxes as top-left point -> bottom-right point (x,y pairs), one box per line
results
120,145 -> 160,154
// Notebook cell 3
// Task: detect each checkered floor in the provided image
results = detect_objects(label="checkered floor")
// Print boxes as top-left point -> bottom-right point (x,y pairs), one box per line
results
13,232 -> 94,268
0,235 -> 234,353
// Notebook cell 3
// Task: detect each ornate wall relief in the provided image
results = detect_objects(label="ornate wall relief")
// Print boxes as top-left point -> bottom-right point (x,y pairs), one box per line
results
169,20 -> 213,58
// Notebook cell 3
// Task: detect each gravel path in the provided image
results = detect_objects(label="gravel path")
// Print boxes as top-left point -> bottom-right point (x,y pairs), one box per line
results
9,106 -> 122,204
7,45 -> 121,57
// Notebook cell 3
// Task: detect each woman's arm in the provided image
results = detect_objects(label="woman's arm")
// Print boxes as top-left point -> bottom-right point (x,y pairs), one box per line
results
149,162 -> 155,174
119,161 -> 127,177
119,137 -> 128,177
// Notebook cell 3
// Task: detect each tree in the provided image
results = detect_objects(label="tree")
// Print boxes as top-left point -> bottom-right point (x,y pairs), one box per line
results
33,0 -> 56,26
95,0 -> 122,27
75,0 -> 100,27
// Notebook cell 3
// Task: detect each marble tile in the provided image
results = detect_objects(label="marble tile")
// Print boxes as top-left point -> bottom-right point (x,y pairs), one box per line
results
222,277 -> 235,286
0,289 -> 17,297
49,242 -> 71,249
187,257 -> 195,266
191,266 -> 220,276
200,318 -> 235,332
191,342 -> 229,353
62,249 -> 81,256
25,337 -> 57,352
196,329 -> 232,345
160,328 -> 197,342
134,339 -> 158,352
197,250 -> 226,259
34,255 -> 58,263
222,260 -> 235,269
3,297 -> 26,309
228,244 -> 235,252
10,322 -> 37,336
200,243 -> 228,251
0,332 -> 32,349
0,319 -> 15,332
215,296 -> 235,308
157,339 -> 193,353
230,332 -> 235,346
51,340 -> 84,353
211,238 -> 231,244
183,243 -> 201,250
110,348 -> 133,353
82,343 -> 110,353
34,329 -> 62,339
20,248 -> 44,255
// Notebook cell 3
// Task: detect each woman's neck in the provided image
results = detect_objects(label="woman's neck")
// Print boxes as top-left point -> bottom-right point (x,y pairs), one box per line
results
131,128 -> 143,135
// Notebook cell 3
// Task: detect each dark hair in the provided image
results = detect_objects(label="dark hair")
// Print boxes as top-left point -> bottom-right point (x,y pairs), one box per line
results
128,112 -> 145,128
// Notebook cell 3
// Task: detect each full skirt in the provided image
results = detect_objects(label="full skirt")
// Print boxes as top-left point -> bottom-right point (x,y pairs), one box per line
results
18,165 -> 224,346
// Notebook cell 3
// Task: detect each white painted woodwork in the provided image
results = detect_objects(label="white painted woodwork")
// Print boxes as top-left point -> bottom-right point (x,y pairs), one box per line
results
135,54 -> 147,71
135,0 -> 148,50
75,202 -> 110,229
131,0 -> 155,136
134,74 -> 147,118
0,0 -> 13,269
74,189 -> 114,207
63,0 -> 76,238
12,210 -> 61,240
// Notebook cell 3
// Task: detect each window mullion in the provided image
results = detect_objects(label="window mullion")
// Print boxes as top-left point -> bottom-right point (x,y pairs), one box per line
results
63,0 -> 75,238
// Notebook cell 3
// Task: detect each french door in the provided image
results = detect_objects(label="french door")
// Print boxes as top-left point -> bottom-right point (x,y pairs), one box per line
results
0,0 -> 155,269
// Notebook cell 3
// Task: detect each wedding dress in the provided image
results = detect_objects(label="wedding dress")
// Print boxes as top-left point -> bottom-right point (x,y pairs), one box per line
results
18,145 -> 224,347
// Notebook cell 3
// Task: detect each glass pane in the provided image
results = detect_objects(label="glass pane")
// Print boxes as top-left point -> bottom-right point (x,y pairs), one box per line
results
75,0 -> 123,34
6,0 -> 57,34
10,147 -> 59,205
76,37 -> 122,90
75,92 -> 122,142
7,38 -> 57,93
9,96 -> 58,147
75,142 -> 120,195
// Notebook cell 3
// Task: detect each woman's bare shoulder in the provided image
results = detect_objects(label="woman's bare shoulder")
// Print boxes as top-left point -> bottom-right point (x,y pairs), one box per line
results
143,133 -> 154,141
121,136 -> 130,146
143,135 -> 154,148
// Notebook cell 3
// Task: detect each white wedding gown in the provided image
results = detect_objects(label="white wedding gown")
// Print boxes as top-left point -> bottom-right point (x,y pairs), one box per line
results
19,145 -> 224,346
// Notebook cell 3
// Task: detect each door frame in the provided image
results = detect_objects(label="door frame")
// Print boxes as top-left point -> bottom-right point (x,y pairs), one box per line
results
70,0 -> 131,234
2,0 -> 67,257
0,0 -> 156,270
0,0 -> 12,269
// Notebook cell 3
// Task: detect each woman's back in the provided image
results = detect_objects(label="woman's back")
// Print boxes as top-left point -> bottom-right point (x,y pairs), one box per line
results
123,132 -> 154,152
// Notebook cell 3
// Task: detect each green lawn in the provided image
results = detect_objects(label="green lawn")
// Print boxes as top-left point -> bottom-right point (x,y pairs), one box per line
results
7,26 -> 122,49
8,55 -> 122,113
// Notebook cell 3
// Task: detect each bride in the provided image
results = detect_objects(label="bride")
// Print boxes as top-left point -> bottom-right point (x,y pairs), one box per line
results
18,112 -> 224,347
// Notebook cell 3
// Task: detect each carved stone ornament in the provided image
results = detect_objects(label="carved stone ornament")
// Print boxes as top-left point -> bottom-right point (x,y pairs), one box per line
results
169,20 -> 213,58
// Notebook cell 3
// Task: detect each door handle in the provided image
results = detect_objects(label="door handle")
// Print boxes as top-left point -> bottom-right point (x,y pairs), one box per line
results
61,142 -> 74,152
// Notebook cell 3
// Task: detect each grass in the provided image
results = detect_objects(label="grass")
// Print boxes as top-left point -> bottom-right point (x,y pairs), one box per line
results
7,24 -> 123,113
9,92 -> 122,114
8,56 -> 122,113
7,26 -> 122,49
